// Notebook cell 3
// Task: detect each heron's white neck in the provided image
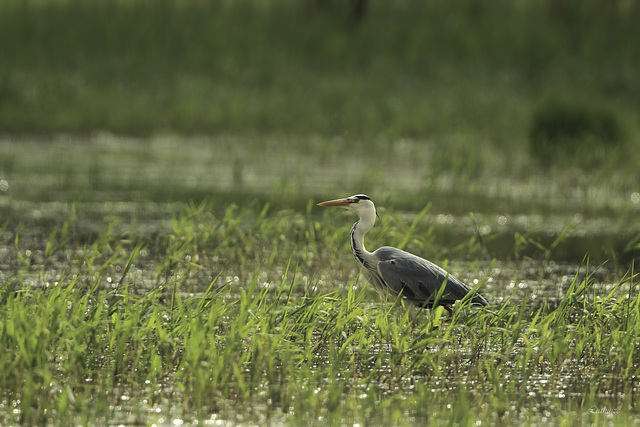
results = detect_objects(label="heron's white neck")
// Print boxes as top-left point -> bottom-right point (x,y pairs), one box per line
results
350,206 -> 378,269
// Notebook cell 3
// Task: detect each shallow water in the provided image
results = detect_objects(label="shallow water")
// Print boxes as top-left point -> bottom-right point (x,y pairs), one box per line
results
2,134 -> 640,213
1,135 -> 639,425
2,135 -> 638,294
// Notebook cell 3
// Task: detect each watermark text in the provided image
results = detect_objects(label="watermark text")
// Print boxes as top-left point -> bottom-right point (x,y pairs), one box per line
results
587,406 -> 621,415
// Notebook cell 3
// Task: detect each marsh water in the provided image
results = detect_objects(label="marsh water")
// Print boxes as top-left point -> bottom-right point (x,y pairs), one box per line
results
3,133 -> 639,260
2,134 -> 639,319
1,135 -> 639,424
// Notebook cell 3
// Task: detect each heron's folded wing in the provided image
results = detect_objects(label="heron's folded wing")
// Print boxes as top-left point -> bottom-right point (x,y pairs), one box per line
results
375,249 -> 474,305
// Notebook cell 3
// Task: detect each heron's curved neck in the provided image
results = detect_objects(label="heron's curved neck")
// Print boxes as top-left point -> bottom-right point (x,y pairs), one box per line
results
350,209 -> 377,268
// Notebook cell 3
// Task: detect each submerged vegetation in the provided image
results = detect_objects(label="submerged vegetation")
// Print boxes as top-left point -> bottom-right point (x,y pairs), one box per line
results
1,201 -> 639,425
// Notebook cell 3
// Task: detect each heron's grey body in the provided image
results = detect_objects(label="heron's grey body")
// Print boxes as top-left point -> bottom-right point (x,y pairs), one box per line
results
366,246 -> 487,308
319,194 -> 488,312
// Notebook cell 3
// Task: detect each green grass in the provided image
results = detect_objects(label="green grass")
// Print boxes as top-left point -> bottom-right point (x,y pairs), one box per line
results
1,201 -> 639,425
1,0 -> 640,423
0,0 -> 639,143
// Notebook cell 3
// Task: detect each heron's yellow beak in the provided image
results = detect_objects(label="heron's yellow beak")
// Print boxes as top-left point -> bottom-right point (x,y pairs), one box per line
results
317,198 -> 352,207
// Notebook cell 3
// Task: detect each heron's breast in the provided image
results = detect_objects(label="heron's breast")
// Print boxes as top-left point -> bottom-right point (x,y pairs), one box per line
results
365,268 -> 395,298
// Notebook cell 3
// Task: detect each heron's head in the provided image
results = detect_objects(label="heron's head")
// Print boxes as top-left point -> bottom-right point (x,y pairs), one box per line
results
317,194 -> 376,217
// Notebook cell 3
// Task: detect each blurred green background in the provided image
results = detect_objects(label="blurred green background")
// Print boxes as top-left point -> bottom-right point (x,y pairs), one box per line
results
1,0 -> 638,138
1,0 -> 639,263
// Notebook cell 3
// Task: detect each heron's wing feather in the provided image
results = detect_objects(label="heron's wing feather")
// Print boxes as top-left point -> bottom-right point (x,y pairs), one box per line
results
374,247 -> 486,306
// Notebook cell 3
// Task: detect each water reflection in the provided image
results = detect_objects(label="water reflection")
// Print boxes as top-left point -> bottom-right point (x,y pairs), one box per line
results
2,135 -> 640,218
1,136 -> 638,425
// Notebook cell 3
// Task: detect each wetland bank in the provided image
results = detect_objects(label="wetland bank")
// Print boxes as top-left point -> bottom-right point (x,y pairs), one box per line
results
2,0 -> 640,425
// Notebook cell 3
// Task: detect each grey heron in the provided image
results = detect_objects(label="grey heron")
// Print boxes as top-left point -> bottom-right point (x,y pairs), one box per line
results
318,194 -> 488,316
